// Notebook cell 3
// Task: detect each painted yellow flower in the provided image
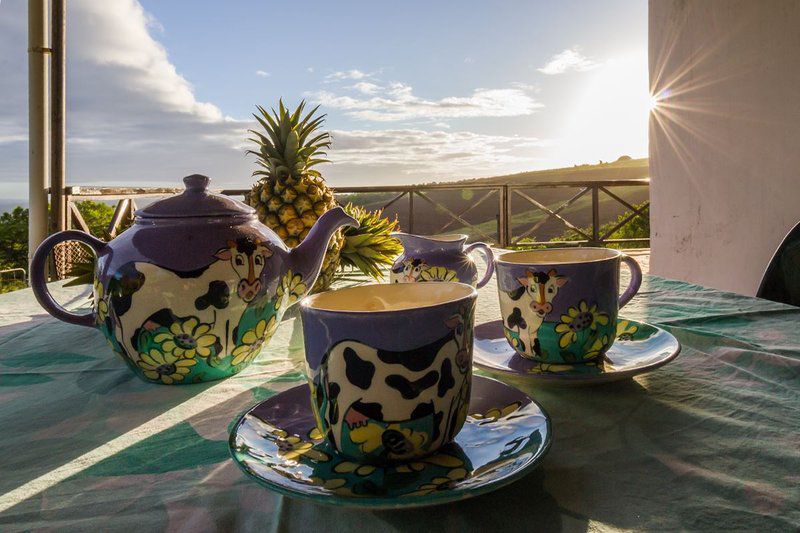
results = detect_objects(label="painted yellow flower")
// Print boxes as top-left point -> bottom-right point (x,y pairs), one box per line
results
348,422 -> 386,454
333,461 -> 376,476
230,315 -> 278,366
309,476 -> 353,495
616,320 -> 639,341
471,402 -> 521,422
154,317 -> 217,359
584,334 -> 611,360
393,453 -> 464,474
554,301 -> 610,348
349,422 -> 428,457
272,428 -> 329,462
395,461 -> 427,474
419,266 -> 459,283
276,270 -> 307,310
136,348 -> 196,384
404,467 -> 469,497
93,280 -> 108,325
528,362 -> 577,374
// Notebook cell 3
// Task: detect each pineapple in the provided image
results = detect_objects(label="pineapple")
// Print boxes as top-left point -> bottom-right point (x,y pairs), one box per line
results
245,100 -> 342,292
245,100 -> 402,292
339,203 -> 403,280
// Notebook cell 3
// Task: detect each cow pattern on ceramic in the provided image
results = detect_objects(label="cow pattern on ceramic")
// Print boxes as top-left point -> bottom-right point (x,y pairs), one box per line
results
389,233 -> 495,288
229,376 -> 551,509
30,175 -> 357,385
473,318 -> 681,385
496,248 -> 642,364
300,283 -> 477,464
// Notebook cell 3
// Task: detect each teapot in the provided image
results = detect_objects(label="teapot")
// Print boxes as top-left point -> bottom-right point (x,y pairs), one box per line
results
30,175 -> 357,384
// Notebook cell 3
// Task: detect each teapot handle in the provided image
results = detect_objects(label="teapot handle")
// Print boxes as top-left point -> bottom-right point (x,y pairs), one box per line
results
464,242 -> 495,288
30,230 -> 107,328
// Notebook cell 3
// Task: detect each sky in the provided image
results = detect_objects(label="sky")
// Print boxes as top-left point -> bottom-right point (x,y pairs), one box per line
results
0,0 -> 649,201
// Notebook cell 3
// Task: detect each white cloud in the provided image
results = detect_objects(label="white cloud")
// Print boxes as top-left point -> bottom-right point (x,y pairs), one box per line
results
328,129 -> 549,179
326,69 -> 369,81
307,66 -> 314,73
255,70 -> 270,78
0,0 -> 250,191
310,82 -> 543,122
537,46 -> 600,75
510,81 -> 538,92
350,82 -> 381,95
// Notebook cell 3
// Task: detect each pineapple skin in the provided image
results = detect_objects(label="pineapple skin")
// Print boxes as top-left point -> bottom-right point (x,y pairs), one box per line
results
245,176 -> 343,293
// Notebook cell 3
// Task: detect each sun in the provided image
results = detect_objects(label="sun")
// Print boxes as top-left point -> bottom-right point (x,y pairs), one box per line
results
556,51 -> 651,164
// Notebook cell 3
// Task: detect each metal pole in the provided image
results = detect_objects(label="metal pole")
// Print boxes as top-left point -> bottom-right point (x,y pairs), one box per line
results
51,0 -> 66,235
28,0 -> 51,272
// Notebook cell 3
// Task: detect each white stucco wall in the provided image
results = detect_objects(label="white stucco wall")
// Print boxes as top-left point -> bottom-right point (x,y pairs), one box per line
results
649,0 -> 800,295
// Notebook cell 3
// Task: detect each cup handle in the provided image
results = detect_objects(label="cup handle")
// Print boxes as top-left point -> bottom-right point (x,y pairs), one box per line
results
464,242 -> 495,288
618,253 -> 642,309
30,230 -> 107,327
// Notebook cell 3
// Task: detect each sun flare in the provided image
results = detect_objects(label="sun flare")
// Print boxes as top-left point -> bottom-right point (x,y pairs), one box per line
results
556,51 -> 650,164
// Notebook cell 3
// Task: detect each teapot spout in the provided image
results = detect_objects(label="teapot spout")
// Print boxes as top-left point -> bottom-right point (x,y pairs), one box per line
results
288,207 -> 358,299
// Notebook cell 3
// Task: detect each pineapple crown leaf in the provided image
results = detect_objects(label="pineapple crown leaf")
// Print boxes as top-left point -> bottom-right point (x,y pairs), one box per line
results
337,202 -> 403,281
249,99 -> 331,183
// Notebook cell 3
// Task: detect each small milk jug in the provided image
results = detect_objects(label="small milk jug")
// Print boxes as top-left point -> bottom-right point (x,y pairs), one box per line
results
389,233 -> 495,288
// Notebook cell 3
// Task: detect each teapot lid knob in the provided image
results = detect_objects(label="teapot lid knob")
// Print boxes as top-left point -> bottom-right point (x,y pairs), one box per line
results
136,174 -> 255,219
184,174 -> 210,192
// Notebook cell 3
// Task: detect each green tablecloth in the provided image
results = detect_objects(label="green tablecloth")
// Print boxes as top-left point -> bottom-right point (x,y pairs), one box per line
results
0,274 -> 798,531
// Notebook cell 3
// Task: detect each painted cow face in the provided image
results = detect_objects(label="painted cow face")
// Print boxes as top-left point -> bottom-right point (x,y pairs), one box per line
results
402,258 -> 428,282
214,239 -> 274,303
517,269 -> 569,317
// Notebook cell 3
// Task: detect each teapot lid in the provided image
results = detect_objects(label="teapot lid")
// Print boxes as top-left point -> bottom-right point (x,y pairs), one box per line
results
136,175 -> 256,219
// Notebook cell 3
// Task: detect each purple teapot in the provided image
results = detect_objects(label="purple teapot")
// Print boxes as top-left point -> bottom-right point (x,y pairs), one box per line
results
30,175 -> 356,384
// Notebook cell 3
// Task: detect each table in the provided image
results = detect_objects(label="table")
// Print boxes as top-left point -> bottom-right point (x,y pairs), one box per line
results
0,273 -> 798,532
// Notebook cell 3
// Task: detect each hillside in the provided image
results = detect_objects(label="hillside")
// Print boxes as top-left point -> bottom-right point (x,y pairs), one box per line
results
339,157 -> 649,243
454,156 -> 649,186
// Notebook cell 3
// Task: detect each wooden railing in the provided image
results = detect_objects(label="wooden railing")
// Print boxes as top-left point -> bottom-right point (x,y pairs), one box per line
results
62,178 -> 650,248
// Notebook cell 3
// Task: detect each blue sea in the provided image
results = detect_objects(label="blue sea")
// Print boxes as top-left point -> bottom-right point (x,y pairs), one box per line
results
0,199 -> 27,215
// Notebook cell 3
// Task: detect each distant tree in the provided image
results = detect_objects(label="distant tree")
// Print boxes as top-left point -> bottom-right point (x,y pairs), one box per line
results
75,201 -> 117,237
616,155 -> 632,162
0,279 -> 26,294
548,202 -> 650,249
0,207 -> 29,270
0,201 -> 119,293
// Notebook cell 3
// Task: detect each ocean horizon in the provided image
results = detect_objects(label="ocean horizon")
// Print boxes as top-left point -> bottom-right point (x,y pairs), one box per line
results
0,199 -> 27,215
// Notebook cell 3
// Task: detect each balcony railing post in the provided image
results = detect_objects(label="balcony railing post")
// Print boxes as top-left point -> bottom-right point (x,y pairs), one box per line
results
498,185 -> 509,248
408,190 -> 414,234
591,185 -> 600,246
